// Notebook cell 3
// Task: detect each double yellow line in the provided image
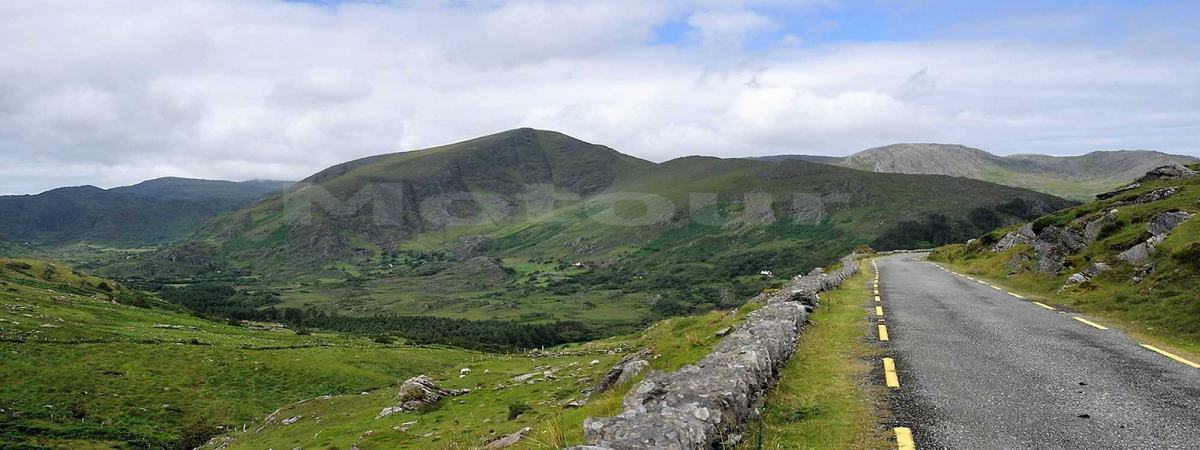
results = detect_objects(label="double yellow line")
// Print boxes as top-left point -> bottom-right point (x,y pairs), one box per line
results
875,259 -> 915,450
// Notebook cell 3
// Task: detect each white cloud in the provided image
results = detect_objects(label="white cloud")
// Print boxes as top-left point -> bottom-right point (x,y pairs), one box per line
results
0,0 -> 1197,194
687,9 -> 779,47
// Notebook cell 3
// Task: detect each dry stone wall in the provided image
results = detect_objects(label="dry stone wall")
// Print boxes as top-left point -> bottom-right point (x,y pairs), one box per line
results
567,253 -> 862,450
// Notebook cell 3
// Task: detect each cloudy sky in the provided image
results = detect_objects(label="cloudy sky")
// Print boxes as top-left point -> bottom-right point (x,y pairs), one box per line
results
1,0 -> 1198,194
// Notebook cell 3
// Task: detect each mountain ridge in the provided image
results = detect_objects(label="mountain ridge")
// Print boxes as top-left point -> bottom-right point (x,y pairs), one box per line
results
757,144 -> 1197,200
0,177 -> 292,246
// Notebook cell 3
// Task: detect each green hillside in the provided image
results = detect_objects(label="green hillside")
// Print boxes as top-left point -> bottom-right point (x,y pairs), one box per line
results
763,144 -> 1197,201
0,255 -> 760,449
0,178 -> 291,247
0,257 -> 483,448
117,129 -> 1070,333
930,163 -> 1200,348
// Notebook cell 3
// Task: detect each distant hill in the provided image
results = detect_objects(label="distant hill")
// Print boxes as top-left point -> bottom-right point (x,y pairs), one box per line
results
126,128 -> 1071,328
0,178 -> 291,246
760,144 -> 1197,201
747,154 -> 845,164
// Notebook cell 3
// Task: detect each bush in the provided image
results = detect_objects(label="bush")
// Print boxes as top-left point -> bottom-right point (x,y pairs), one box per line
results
507,401 -> 531,421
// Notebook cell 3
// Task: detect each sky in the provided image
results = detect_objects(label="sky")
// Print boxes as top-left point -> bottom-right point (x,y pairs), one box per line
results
1,0 -> 1198,195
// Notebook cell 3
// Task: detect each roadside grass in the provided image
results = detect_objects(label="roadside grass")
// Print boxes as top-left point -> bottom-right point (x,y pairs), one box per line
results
930,252 -> 1200,362
929,175 -> 1200,361
738,258 -> 889,450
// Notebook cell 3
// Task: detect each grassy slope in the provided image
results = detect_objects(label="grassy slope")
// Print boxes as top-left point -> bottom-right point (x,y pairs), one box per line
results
929,168 -> 1200,357
739,258 -> 888,450
203,305 -> 760,449
0,258 -> 475,448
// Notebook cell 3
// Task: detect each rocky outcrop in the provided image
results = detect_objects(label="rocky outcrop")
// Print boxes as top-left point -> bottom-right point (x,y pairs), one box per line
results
568,254 -> 860,450
1083,209 -> 1118,241
992,224 -> 1036,252
378,375 -> 469,417
450,235 -> 493,260
1117,187 -> 1181,205
1096,183 -> 1141,200
1032,226 -> 1087,274
1134,164 -> 1197,183
484,427 -> 532,449
1118,211 -> 1192,265
584,349 -> 654,398
1146,211 -> 1193,236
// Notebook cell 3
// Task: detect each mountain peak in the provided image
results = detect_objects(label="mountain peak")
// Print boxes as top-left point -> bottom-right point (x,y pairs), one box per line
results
841,143 -> 1003,178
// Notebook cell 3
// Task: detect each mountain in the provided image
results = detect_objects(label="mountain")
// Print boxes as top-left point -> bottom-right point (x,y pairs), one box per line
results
930,163 -> 1200,341
760,144 -> 1197,201
0,178 -> 292,246
748,154 -> 845,164
124,128 -> 1071,330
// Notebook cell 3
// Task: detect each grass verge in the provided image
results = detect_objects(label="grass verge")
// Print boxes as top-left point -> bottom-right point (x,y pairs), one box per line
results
738,258 -> 889,450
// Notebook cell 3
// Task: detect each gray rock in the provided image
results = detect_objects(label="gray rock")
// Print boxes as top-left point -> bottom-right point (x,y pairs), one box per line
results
572,254 -> 860,450
1083,210 -> 1119,242
1096,183 -> 1141,200
483,427 -> 532,449
1082,262 -> 1111,278
1118,235 -> 1166,265
1118,187 -> 1181,205
1130,264 -> 1155,284
1146,211 -> 1193,236
1032,226 -> 1087,274
992,224 -> 1036,252
1006,252 -> 1031,274
714,326 -> 732,337
388,375 -> 469,413
585,349 -> 654,397
1135,164 -> 1198,183
1066,273 -> 1088,285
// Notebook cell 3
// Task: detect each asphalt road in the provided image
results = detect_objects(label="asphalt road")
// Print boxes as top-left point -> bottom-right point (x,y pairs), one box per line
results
877,253 -> 1200,450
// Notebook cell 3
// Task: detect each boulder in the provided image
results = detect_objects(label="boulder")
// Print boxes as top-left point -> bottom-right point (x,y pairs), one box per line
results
584,349 -> 654,397
1146,211 -> 1193,236
1083,210 -> 1118,242
992,224 -> 1036,252
387,375 -> 469,413
1032,226 -> 1087,274
450,235 -> 493,260
483,427 -> 532,449
1130,264 -> 1155,284
1118,235 -> 1166,265
1117,187 -> 1181,206
1135,164 -> 1198,183
1082,262 -> 1111,278
1005,252 -> 1031,274
1096,183 -> 1141,200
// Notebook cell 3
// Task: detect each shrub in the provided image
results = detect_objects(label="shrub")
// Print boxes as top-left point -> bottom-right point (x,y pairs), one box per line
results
507,401 -> 531,421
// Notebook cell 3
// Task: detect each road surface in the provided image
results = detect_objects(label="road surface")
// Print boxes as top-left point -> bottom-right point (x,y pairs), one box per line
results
876,253 -> 1200,449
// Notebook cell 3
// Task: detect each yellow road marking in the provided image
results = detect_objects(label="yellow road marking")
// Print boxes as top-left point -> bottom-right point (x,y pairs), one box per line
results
883,358 -> 900,387
875,295 -> 882,303
989,285 -> 1003,291
895,427 -> 916,450
1073,317 -> 1108,330
1032,302 -> 1056,310
1010,292 -> 1025,299
878,324 -> 890,341
876,306 -> 884,317
1141,345 -> 1200,369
